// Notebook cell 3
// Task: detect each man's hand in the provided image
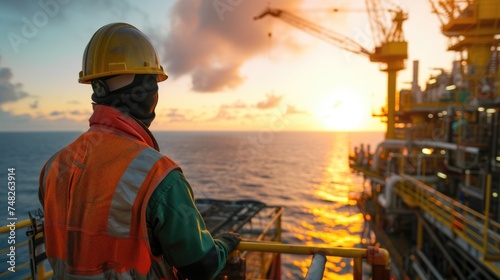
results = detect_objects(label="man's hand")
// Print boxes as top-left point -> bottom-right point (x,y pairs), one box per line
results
215,232 -> 241,253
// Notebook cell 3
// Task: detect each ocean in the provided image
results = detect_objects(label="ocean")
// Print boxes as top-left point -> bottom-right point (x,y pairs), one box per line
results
0,130 -> 384,279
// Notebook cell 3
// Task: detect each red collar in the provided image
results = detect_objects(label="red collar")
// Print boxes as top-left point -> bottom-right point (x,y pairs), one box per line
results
89,104 -> 159,150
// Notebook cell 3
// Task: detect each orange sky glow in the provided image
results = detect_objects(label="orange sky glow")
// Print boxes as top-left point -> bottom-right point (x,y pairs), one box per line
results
0,0 -> 455,132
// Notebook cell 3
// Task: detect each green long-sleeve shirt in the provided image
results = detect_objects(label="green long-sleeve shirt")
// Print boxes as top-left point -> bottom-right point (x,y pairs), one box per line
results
146,169 -> 229,279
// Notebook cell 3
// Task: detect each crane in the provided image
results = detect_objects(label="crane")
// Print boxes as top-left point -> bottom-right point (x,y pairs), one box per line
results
254,8 -> 372,56
254,2 -> 408,139
427,0 -> 500,98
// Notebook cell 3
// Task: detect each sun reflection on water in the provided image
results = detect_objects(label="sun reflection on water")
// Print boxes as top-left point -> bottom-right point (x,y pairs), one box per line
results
291,133 -> 371,279
291,204 -> 365,278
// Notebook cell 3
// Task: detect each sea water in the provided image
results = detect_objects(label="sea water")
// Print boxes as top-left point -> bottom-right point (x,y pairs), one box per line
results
0,131 -> 384,279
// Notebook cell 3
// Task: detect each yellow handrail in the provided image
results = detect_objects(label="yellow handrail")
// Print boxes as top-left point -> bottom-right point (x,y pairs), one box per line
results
0,219 -> 31,234
351,161 -> 500,277
1,219 -> 390,280
0,217 -> 53,280
395,174 -> 500,276
237,241 -> 391,280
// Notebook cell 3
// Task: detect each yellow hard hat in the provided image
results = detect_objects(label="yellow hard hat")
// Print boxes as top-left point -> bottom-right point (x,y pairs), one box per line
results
78,22 -> 168,84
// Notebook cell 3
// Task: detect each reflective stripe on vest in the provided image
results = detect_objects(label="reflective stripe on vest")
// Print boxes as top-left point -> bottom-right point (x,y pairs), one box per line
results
40,151 -> 60,196
108,147 -> 163,238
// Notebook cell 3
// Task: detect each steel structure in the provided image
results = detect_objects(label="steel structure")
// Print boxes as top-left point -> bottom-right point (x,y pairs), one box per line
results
428,0 -> 500,98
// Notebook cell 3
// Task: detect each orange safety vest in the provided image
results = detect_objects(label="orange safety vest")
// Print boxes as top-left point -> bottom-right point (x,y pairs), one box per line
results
40,105 -> 179,279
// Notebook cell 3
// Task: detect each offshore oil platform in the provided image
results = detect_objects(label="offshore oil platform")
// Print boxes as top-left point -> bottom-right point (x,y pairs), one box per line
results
350,0 -> 500,279
253,1 -> 500,277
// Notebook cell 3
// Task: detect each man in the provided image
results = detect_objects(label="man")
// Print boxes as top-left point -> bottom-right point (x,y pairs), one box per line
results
39,22 -> 240,280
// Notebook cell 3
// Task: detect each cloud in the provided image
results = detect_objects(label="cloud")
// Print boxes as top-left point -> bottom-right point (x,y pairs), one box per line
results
49,111 -> 64,116
0,63 -> 29,104
242,113 -> 256,120
205,99 -> 248,121
69,109 -> 90,116
154,100 -> 304,126
221,99 -> 247,109
286,104 -> 308,115
46,109 -> 91,117
166,108 -> 191,122
191,65 -> 244,92
211,107 -> 237,121
256,94 -> 282,109
0,108 -> 86,131
30,100 -> 38,109
162,0 -> 304,92
159,108 -> 209,124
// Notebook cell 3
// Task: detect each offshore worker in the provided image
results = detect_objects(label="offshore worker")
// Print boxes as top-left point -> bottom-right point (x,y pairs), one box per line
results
38,22 -> 241,280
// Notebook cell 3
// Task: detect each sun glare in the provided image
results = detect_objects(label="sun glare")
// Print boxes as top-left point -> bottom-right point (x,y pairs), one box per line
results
315,90 -> 366,131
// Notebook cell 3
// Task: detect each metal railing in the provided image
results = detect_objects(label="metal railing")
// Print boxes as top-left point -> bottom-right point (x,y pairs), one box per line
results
350,157 -> 500,276
239,206 -> 283,279
454,122 -> 491,146
238,241 -> 391,280
1,217 -> 391,280
0,219 -> 52,280
395,174 -> 500,275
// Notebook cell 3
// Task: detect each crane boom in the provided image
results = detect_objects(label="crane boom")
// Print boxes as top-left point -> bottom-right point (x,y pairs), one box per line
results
254,8 -> 371,56
428,0 -> 473,26
365,0 -> 388,45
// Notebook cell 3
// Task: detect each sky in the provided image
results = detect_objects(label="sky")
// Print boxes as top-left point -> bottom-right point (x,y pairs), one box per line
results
0,0 -> 456,132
